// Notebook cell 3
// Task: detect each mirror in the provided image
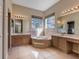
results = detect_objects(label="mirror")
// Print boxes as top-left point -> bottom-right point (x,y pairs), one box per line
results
57,12 -> 79,35
11,19 -> 23,33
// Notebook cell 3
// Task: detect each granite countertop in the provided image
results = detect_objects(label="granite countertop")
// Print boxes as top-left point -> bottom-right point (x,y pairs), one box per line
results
52,33 -> 79,40
11,33 -> 31,36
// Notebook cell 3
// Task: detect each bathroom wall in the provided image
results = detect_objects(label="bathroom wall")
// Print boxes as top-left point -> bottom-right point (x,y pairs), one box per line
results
44,0 -> 79,34
23,16 -> 31,33
44,0 -> 79,17
60,12 -> 79,34
12,4 -> 44,17
12,4 -> 44,34
12,0 -> 79,35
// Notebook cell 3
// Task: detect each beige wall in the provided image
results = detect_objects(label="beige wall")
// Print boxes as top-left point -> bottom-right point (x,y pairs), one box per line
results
12,4 -> 44,34
7,0 -> 12,13
12,4 -> 44,17
12,0 -> 79,19
23,16 -> 31,33
60,12 -> 79,34
44,0 -> 79,34
44,0 -> 79,17
12,0 -> 79,34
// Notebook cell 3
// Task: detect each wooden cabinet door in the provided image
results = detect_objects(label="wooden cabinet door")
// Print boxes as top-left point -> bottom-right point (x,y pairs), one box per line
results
58,37 -> 68,53
52,36 -> 59,48
72,43 -> 79,54
11,35 -> 31,47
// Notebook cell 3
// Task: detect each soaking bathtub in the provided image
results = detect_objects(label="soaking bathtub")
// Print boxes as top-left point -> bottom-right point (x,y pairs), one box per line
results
31,36 -> 51,48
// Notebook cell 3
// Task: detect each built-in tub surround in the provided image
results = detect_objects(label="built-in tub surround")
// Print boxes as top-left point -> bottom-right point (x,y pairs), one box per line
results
31,36 -> 51,48
31,36 -> 51,40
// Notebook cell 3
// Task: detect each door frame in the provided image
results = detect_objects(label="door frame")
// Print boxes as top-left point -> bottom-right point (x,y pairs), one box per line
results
8,9 -> 11,49
2,0 -> 7,59
2,0 -> 5,59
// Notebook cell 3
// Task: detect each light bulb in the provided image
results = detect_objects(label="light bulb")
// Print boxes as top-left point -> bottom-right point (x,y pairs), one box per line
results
71,8 -> 74,11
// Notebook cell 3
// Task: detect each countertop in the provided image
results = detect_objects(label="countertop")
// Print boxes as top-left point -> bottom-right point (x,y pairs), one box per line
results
11,33 -> 31,36
11,33 -> 79,40
52,33 -> 79,40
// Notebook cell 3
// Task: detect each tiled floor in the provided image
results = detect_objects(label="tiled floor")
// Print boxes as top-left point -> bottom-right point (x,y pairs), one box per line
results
8,46 -> 78,59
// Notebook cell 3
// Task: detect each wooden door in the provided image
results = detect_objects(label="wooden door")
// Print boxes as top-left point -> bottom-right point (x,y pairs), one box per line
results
52,36 -> 59,48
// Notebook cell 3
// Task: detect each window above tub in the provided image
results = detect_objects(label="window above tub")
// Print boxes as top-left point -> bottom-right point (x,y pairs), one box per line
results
45,15 -> 55,29
31,16 -> 43,36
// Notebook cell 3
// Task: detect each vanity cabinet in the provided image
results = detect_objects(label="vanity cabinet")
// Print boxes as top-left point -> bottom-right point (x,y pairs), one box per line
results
52,36 -> 59,48
67,38 -> 79,54
72,43 -> 79,54
58,37 -> 68,52
11,35 -> 31,47
52,35 -> 79,54
52,36 -> 68,53
52,36 -> 71,53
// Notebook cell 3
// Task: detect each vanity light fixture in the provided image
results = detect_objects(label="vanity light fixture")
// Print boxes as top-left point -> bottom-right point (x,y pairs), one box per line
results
67,9 -> 71,12
62,11 -> 64,13
62,10 -> 67,13
17,16 -> 19,18
71,8 -> 74,11
74,6 -> 79,10
14,15 -> 25,19
21,16 -> 22,18
74,7 -> 78,9
57,20 -> 61,24
19,16 -> 21,18
62,5 -> 79,16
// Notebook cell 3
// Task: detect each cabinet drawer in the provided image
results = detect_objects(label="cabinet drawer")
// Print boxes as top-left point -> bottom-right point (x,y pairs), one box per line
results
52,36 -> 59,48
11,35 -> 31,47
68,39 -> 79,44
72,43 -> 79,54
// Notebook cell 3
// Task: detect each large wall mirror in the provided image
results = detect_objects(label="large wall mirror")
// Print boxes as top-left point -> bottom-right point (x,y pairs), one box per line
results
11,19 -> 23,33
57,12 -> 79,35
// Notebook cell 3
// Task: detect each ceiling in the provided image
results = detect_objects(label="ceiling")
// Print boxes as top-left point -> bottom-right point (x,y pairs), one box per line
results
12,0 -> 60,11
